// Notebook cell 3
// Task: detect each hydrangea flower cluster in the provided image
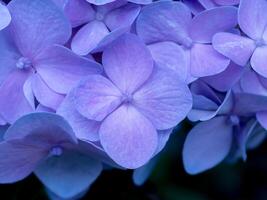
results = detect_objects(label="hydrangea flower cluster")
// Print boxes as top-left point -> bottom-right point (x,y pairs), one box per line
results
0,0 -> 266,199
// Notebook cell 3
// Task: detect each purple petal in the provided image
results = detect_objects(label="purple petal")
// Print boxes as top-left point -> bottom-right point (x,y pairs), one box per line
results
190,80 -> 221,104
128,0 -> 152,4
257,112 -> 267,130
0,70 -> 33,123
188,90 -> 234,121
0,141 -> 46,183
251,46 -> 267,78
182,0 -> 205,15
187,94 -> 219,122
102,33 -> 153,93
32,74 -> 64,110
7,0 -> 71,58
91,26 -> 129,53
238,0 -> 267,40
0,115 -> 7,126
136,1 -> 192,45
214,0 -> 239,5
105,3 -> 140,31
0,4 -> 11,30
148,42 -> 188,81
133,156 -> 157,186
234,93 -> 267,115
99,105 -> 158,169
23,75 -> 35,109
190,43 -> 230,77
189,6 -> 238,43
236,119 -> 257,160
155,129 -> 173,155
198,0 -> 217,8
57,91 -> 100,142
64,0 -> 95,27
4,112 -> 77,146
35,45 -> 102,94
73,75 -> 122,121
183,116 -> 233,174
240,69 -> 267,96
35,150 -> 102,199
133,67 -> 192,130
202,62 -> 243,92
71,20 -> 109,55
0,31 -> 20,85
86,0 -> 115,5
36,104 -> 54,113
212,32 -> 256,66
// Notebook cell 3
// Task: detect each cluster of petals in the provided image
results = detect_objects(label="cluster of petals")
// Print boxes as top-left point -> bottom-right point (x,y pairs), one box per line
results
1,0 -> 267,199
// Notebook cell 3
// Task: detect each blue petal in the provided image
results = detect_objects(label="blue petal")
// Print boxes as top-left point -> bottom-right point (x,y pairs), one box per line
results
35,150 -> 102,199
183,116 -> 233,174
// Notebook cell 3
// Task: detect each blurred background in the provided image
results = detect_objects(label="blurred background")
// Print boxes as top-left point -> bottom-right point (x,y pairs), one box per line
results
1,121 -> 267,200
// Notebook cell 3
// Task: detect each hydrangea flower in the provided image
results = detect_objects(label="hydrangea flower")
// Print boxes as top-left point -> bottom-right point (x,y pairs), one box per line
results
213,0 -> 267,78
0,0 -> 102,123
183,80 -> 266,174
0,2 -> 11,30
0,112 -> 103,199
58,33 -> 192,168
136,1 -> 238,81
56,0 -> 141,55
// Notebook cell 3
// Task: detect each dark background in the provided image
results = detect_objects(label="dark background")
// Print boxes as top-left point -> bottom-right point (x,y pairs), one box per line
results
2,0 -> 267,199
1,121 -> 267,200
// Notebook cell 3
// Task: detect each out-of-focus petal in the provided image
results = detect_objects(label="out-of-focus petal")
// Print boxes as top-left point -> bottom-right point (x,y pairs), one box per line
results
133,156 -> 157,186
257,112 -> 267,130
99,105 -> 158,169
0,141 -> 46,183
35,150 -> 102,199
183,116 -> 233,174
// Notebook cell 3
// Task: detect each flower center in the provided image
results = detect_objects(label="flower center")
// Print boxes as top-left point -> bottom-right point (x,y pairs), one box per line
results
121,93 -> 133,104
49,146 -> 63,157
229,115 -> 240,126
181,37 -> 194,49
16,57 -> 32,70
95,12 -> 105,21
